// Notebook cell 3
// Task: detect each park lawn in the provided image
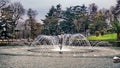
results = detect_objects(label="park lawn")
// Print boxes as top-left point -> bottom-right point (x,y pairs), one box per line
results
87,33 -> 117,41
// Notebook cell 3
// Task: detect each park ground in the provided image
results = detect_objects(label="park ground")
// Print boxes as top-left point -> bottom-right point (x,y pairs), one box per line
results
0,55 -> 120,68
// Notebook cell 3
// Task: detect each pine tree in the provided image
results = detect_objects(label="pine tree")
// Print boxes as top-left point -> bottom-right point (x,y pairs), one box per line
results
42,5 -> 60,35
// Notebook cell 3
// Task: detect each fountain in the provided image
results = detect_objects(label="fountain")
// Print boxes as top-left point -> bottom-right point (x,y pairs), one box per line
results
31,33 -> 91,51
0,33 -> 120,58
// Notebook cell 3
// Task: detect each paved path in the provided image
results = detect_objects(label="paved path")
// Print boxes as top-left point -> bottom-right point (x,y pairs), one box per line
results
0,55 -> 120,68
0,46 -> 120,68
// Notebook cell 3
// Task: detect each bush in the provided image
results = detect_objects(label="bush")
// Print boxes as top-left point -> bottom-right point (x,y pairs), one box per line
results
101,30 -> 104,36
95,31 -> 100,37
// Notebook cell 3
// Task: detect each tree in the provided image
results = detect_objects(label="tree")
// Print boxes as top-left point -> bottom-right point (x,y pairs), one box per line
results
34,23 -> 44,36
0,0 -> 9,9
61,8 -> 76,33
89,3 -> 98,15
10,2 -> 25,21
0,6 -> 15,39
42,16 -> 59,35
42,5 -> 63,35
8,2 -> 25,39
112,0 -> 120,40
88,3 -> 109,35
95,11 -> 106,30
25,18 -> 39,38
26,8 -> 38,39
47,6 -> 56,17
27,8 -> 37,19
114,0 -> 120,15
74,5 -> 88,33
113,18 -> 120,40
110,6 -> 115,15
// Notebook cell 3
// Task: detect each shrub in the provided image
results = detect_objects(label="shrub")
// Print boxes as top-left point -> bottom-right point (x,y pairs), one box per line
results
95,31 -> 100,37
101,30 -> 104,36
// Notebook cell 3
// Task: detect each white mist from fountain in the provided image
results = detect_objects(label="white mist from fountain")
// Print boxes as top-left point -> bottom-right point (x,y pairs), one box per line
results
31,33 -> 91,52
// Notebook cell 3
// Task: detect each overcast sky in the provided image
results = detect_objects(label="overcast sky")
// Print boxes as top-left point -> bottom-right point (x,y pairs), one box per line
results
11,0 -> 117,19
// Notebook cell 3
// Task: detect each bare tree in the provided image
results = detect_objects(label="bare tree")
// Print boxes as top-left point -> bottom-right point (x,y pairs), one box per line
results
9,2 -> 25,21
0,0 -> 9,9
2,2 -> 25,39
89,3 -> 98,15
27,8 -> 38,19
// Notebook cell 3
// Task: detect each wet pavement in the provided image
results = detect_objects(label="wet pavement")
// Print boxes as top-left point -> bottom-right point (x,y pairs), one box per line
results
0,46 -> 120,68
0,55 -> 120,68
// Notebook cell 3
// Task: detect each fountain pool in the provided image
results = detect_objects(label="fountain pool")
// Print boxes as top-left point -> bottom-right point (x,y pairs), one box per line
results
0,33 -> 120,58
0,46 -> 120,58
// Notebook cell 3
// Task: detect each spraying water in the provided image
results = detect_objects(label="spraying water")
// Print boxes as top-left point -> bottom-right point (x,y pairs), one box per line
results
31,33 -> 91,51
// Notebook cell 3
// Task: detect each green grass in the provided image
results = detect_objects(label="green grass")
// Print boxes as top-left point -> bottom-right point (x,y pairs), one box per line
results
87,33 -> 117,41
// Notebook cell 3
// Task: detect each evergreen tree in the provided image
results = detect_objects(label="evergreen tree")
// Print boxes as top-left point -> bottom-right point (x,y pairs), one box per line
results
42,5 -> 60,35
112,0 -> 120,40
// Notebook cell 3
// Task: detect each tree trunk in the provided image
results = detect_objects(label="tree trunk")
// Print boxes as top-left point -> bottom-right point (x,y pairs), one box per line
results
117,33 -> 120,41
